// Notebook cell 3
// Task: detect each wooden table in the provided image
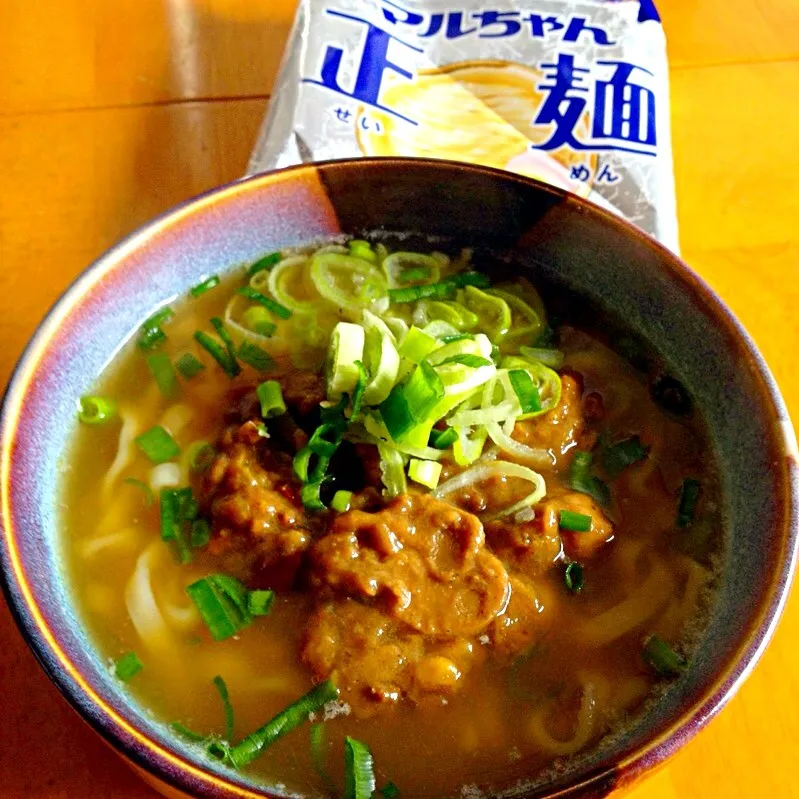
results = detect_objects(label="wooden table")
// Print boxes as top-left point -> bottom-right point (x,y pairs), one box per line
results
1,1 -> 797,796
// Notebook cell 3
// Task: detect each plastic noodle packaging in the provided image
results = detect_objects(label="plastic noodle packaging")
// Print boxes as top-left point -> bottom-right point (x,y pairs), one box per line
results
249,0 -> 678,251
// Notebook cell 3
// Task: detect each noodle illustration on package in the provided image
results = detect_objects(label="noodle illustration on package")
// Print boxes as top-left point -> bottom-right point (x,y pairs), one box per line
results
250,0 -> 678,250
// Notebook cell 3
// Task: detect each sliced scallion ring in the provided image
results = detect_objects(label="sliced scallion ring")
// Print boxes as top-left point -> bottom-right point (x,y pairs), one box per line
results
326,322 -> 366,400
434,460 -> 546,517
382,252 -> 441,288
266,255 -> 317,313
487,288 -> 544,349
499,358 -> 562,418
310,253 -> 388,317
361,310 -> 400,405
462,286 -> 511,342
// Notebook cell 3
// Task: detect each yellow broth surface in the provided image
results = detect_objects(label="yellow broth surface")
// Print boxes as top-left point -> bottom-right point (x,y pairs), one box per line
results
62,252 -> 722,798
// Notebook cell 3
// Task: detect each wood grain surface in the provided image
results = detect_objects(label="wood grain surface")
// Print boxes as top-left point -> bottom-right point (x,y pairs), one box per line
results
0,1 -> 796,797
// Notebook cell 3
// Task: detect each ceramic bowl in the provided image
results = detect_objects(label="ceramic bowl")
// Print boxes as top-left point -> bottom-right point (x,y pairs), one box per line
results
1,158 -> 797,799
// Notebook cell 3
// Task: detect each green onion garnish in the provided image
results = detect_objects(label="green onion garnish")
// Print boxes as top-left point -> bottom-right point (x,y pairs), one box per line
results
379,361 -> 444,442
247,590 -> 275,617
310,723 -> 335,792
677,478 -> 701,527
194,331 -> 241,377
439,333 -> 473,344
349,240 -> 377,262
508,369 -> 543,414
387,271 -> 489,304
212,675 -> 235,741
559,510 -> 593,532
398,266 -> 431,283
436,354 -> 493,369
190,275 -> 221,298
175,352 -> 206,380
331,490 -> 353,513
220,680 -> 339,769
429,427 -> 458,450
344,736 -> 376,799
160,487 -> 194,562
137,325 -> 167,351
171,721 -> 207,742
210,317 -> 238,364
143,308 -> 175,329
78,395 -> 117,425
569,451 -> 611,506
564,562 -> 584,593
114,651 -> 143,682
146,352 -> 180,398
256,380 -> 286,418
237,341 -> 275,372
248,251 -> 282,276
350,360 -> 368,421
236,286 -> 292,320
188,441 -> 216,474
186,574 -> 252,642
379,783 -> 401,799
243,306 -> 278,337
398,326 -> 439,363
136,426 -> 180,464
301,480 -> 327,511
602,435 -> 649,479
293,447 -> 328,483
308,423 -> 342,459
190,518 -> 211,549
642,634 -> 686,677
123,477 -> 154,507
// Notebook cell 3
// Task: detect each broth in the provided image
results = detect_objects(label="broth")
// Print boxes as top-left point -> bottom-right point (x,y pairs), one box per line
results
62,242 -> 722,798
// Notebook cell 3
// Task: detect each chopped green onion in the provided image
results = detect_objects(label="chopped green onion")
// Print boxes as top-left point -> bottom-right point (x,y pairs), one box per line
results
440,333 -> 473,344
448,271 -> 491,289
123,477 -> 154,507
143,307 -> 175,330
257,380 -> 287,418
344,736 -> 376,799
429,427 -> 458,450
190,275 -> 221,297
293,447 -> 329,483
564,562 -> 584,593
379,783 -> 401,799
436,354 -> 493,369
222,680 -> 339,769
331,490 -> 353,513
248,251 -> 282,276
301,480 -> 327,511
186,574 -> 251,642
308,423 -> 342,458
175,352 -> 206,380
349,240 -> 376,262
159,487 -> 194,563
559,510 -> 593,532
146,352 -> 180,398
237,341 -> 275,372
78,395 -> 117,425
247,590 -> 275,617
171,721 -> 207,742
388,272 -> 489,304
194,331 -> 241,377
236,286 -> 292,320
399,266 -> 431,283
643,634 -> 686,677
188,441 -> 216,473
350,360 -> 368,420
242,306 -> 277,337
508,369 -> 542,414
190,518 -> 211,548
212,675 -> 235,741
310,723 -> 335,792
569,451 -> 611,506
677,478 -> 701,527
210,317 -> 238,363
326,322 -> 366,401
136,426 -> 180,464
379,362 -> 444,442
377,442 -> 407,497
114,651 -> 143,682
408,458 -> 442,489
602,435 -> 649,479
137,325 -> 167,351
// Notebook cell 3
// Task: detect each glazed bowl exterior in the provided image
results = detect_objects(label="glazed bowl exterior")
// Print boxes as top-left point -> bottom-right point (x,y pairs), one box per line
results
1,158 -> 796,799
